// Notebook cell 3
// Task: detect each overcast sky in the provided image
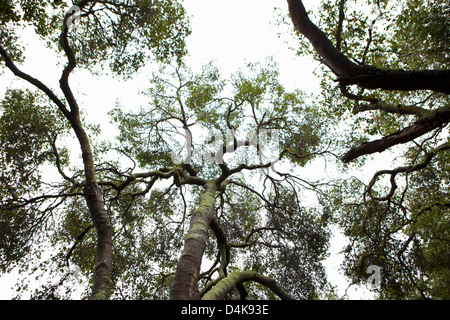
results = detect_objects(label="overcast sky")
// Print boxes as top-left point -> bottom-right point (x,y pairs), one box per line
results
0,0 -> 377,299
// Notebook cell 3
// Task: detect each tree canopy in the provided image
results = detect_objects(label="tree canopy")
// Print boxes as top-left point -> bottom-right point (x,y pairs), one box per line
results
284,0 -> 449,299
0,0 -> 448,300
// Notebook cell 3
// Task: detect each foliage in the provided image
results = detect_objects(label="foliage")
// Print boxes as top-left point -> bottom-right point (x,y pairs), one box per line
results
0,0 -> 67,62
0,0 -> 190,76
66,0 -> 191,76
0,0 -> 191,299
282,0 -> 449,158
111,58 -> 326,172
0,53 -> 331,299
0,89 -> 70,273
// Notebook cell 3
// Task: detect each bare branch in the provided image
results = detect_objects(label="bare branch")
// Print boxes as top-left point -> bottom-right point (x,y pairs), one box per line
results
66,224 -> 94,266
1,192 -> 83,210
216,162 -> 272,186
354,102 -> 431,118
47,133 -> 78,185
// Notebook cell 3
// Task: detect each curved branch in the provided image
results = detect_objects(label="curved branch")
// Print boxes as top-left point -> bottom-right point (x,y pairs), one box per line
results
286,0 -> 363,77
335,0 -> 346,52
199,217 -> 230,298
227,180 -> 271,205
59,15 -> 80,115
286,0 -> 450,94
365,141 -> 450,201
354,101 -> 432,117
201,270 -> 295,300
98,167 -> 177,191
216,162 -> 272,186
65,224 -> 94,266
209,217 -> 230,277
0,45 -> 71,119
1,192 -> 83,210
47,133 -> 77,185
342,109 -> 450,162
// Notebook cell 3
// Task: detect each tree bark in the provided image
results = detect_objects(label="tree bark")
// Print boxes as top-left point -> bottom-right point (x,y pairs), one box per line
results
170,182 -> 217,300
83,183 -> 113,299
342,109 -> 450,162
58,12 -> 113,298
339,69 -> 450,94
201,270 -> 295,300
71,121 -> 113,299
286,0 -> 362,77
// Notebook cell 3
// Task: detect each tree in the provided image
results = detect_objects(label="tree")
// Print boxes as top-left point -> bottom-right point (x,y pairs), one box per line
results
284,0 -> 449,299
1,0 -> 189,299
3,0 -> 446,301
1,1 -> 330,300
108,60 -> 330,299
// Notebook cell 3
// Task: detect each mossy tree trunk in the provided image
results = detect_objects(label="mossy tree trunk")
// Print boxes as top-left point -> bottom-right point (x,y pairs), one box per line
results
170,182 -> 217,300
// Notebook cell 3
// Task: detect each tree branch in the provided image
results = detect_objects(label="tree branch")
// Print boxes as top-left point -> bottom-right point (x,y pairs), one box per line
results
98,167 -> 177,192
216,162 -> 272,186
1,192 -> 83,210
200,216 -> 231,298
201,270 -> 295,300
0,45 -> 72,119
209,217 -> 230,277
365,141 -> 450,201
335,0 -> 346,52
338,69 -> 450,94
286,0 -> 362,77
66,224 -> 94,266
354,101 -> 432,117
47,133 -> 78,185
342,108 -> 450,162
286,0 -> 450,94
59,15 -> 80,115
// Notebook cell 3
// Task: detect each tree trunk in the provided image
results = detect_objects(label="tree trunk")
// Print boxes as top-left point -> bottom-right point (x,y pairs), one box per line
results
170,182 -> 217,300
72,121 -> 113,299
83,182 -> 113,299
1,36 -> 113,300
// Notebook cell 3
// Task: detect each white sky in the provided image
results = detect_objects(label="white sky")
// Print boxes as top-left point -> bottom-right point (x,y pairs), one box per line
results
0,0 -> 377,299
